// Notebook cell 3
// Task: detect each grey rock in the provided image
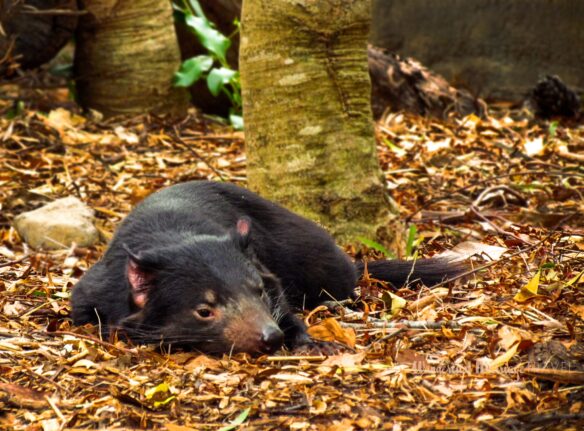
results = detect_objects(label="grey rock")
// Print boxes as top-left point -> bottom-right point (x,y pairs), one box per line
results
14,197 -> 99,249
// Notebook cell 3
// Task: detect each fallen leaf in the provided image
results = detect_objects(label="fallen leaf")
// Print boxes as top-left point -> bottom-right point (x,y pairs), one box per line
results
498,325 -> 526,350
45,108 -> 86,130
307,318 -> 356,348
41,418 -> 60,431
514,270 -> 540,302
440,240 -> 508,261
0,383 -> 49,409
145,382 -> 176,408
270,373 -> 313,384
290,422 -> 310,431
325,419 -> 355,431
489,342 -> 520,370
565,269 -> 584,287
524,136 -> 544,156
166,424 -> 197,431
218,407 -> 251,431
570,305 -> 584,321
3,301 -> 26,317
176,354 -> 221,372
310,400 -> 328,415
321,351 -> 366,368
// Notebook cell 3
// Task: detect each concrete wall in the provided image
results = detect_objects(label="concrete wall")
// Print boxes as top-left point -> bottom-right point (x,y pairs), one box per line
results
371,0 -> 584,101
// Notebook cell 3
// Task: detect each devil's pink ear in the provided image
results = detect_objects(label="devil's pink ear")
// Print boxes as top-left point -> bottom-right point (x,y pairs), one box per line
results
123,244 -> 155,308
235,216 -> 251,249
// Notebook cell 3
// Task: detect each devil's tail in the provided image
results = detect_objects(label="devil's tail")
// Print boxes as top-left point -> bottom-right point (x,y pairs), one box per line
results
354,257 -> 467,288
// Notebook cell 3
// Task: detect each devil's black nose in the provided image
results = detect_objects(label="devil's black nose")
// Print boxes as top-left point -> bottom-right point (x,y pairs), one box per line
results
260,326 -> 284,353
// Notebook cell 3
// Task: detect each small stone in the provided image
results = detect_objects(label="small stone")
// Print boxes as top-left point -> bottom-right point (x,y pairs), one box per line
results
14,197 -> 99,250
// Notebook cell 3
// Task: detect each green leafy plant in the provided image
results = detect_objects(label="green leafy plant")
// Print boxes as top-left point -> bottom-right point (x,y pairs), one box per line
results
218,407 -> 251,431
5,100 -> 24,119
173,0 -> 242,129
358,225 -> 422,260
357,237 -> 396,259
405,224 -> 421,258
548,121 -> 559,139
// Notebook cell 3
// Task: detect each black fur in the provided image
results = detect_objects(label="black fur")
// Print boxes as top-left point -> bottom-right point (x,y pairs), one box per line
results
71,181 -> 464,354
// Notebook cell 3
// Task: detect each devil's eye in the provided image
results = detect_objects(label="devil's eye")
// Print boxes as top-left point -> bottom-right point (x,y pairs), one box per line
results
193,305 -> 215,321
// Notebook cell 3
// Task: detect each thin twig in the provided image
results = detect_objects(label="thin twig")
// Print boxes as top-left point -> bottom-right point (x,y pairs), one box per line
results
170,126 -> 226,180
0,254 -> 30,268
471,184 -> 527,207
405,169 -> 583,223
342,320 -> 462,330
41,331 -> 141,356
469,205 -> 533,245
430,211 -> 578,289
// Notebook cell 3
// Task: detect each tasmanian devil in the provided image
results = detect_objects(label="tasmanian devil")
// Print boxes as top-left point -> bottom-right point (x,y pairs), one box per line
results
71,180 -> 465,355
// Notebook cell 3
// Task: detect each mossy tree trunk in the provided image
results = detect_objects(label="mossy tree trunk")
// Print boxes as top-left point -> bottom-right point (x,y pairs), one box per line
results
75,0 -> 188,117
239,0 -> 400,246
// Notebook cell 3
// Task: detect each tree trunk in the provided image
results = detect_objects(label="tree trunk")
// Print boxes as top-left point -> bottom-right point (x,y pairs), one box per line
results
240,0 -> 400,246
75,0 -> 188,117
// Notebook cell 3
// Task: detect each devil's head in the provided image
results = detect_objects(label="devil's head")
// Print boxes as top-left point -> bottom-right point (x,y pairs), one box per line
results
118,217 -> 285,355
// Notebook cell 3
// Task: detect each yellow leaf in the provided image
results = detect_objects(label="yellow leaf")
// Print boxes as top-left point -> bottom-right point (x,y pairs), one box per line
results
514,270 -> 540,302
145,382 -> 175,408
388,292 -> 407,314
490,342 -> 519,370
461,113 -> 481,131
566,270 -> 584,287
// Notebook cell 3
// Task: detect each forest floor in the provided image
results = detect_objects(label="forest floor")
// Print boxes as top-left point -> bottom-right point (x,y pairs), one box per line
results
0,85 -> 583,431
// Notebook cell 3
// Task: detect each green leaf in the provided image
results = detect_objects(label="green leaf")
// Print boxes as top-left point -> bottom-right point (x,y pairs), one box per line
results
548,121 -> 559,138
187,0 -> 207,18
49,63 -> 73,79
229,113 -> 243,130
185,14 -> 231,64
357,237 -> 395,258
231,90 -> 242,107
5,100 -> 24,119
218,407 -> 251,431
207,67 -> 238,96
174,55 -> 213,87
383,138 -> 406,156
405,225 -> 418,257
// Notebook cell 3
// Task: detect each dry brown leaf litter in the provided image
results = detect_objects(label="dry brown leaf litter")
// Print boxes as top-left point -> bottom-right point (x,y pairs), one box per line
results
0,92 -> 583,430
